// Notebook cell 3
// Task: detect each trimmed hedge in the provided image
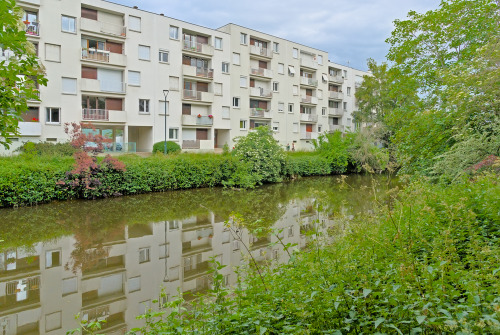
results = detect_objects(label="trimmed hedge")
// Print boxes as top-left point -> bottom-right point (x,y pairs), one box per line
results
0,151 -> 347,207
152,141 -> 181,154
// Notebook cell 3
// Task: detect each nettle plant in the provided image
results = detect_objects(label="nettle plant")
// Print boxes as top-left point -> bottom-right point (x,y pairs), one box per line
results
56,122 -> 126,199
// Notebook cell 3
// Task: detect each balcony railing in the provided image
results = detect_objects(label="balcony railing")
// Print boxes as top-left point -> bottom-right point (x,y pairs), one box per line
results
249,87 -> 272,98
25,22 -> 40,36
81,48 -> 109,62
328,108 -> 344,117
300,58 -> 318,69
300,77 -> 318,87
249,67 -> 273,78
329,124 -> 344,132
301,96 -> 318,104
329,91 -> 344,100
329,75 -> 344,84
182,65 -> 214,79
249,108 -> 271,118
300,113 -> 318,122
300,132 -> 318,140
249,45 -> 272,58
18,122 -> 41,136
182,114 -> 213,126
182,89 -> 213,102
182,39 -> 214,56
80,18 -> 126,37
83,108 -> 108,121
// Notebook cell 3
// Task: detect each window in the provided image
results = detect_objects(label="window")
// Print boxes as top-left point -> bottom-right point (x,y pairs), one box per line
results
318,55 -> 323,65
233,240 -> 240,250
278,63 -> 284,74
322,73 -> 328,83
233,97 -> 240,108
46,107 -> 60,124
343,102 -> 347,110
288,66 -> 295,76
62,277 -> 77,296
322,107 -> 326,115
240,76 -> 247,88
81,7 -> 97,20
138,45 -> 150,61
169,26 -> 179,39
318,125 -> 322,132
214,82 -> 223,95
61,77 -> 77,94
240,33 -> 247,44
272,122 -> 279,132
128,276 -> 141,293
292,85 -> 298,95
222,62 -> 230,73
159,50 -> 169,63
292,48 -> 298,58
293,122 -> 299,132
61,15 -> 76,33
288,226 -> 294,237
139,99 -> 150,114
273,81 -> 279,92
343,70 -> 348,78
169,221 -> 179,230
288,103 -> 294,113
46,250 -> 61,268
45,312 -> 62,332
222,106 -> 230,119
139,248 -> 150,263
169,128 -> 178,140
273,42 -> 279,53
214,37 -> 223,50
347,87 -> 351,96
168,266 -> 179,281
169,76 -> 179,90
128,71 -> 141,86
239,120 -> 247,129
278,102 -> 284,112
232,52 -> 240,65
45,43 -> 61,62
129,16 -> 141,32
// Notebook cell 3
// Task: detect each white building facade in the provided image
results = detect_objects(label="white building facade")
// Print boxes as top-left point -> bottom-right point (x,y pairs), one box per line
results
3,0 -> 369,154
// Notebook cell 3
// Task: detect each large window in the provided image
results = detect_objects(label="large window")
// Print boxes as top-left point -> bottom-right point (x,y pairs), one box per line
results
61,15 -> 76,33
46,107 -> 60,124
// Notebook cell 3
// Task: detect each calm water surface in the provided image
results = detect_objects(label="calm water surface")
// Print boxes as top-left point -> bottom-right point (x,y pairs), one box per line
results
0,175 -> 396,334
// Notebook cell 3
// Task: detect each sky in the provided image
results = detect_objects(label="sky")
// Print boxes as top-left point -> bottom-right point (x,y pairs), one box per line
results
111,0 -> 442,71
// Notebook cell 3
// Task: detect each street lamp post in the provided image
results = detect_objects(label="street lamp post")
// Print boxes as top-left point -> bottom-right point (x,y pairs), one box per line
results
163,90 -> 169,155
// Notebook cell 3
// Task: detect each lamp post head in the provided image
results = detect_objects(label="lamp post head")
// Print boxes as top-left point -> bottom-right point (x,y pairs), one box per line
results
163,89 -> 169,98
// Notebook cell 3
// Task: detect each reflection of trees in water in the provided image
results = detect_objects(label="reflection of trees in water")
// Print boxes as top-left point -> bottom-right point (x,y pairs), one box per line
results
0,175 -> 397,251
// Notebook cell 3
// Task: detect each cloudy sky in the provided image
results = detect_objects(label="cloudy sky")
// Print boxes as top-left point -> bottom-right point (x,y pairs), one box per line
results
112,0 -> 441,71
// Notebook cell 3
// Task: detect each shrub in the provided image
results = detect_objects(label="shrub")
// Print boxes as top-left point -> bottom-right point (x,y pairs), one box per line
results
152,141 -> 181,154
313,131 -> 350,173
347,128 -> 389,173
16,141 -> 78,156
232,126 -> 286,185
285,152 -> 332,176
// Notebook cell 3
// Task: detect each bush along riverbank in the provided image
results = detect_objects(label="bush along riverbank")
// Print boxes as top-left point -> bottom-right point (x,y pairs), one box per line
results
0,127 -> 388,208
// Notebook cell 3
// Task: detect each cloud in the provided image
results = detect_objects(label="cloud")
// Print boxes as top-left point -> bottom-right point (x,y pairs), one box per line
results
113,0 -> 441,70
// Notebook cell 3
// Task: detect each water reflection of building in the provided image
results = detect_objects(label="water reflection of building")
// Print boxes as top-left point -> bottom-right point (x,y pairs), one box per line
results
0,199 -> 336,334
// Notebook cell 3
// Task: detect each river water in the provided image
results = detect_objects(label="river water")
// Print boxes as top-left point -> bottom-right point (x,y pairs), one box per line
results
0,175 -> 396,334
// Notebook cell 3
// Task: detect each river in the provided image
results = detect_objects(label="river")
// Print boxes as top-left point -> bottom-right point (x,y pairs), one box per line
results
0,174 -> 396,334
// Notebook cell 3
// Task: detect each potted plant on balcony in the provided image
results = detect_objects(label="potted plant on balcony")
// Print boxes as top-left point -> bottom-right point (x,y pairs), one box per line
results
208,115 -> 213,119
208,233 -> 213,238
197,236 -> 202,240
31,117 -> 39,122
197,114 -> 202,118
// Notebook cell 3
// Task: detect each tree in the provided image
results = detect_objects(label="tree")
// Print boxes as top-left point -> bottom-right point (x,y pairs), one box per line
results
0,0 -> 47,149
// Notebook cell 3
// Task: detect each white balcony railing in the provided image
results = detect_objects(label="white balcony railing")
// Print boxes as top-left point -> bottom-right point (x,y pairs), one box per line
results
329,91 -> 344,100
249,108 -> 271,118
249,87 -> 272,98
249,45 -> 272,58
329,124 -> 344,132
328,108 -> 344,117
182,114 -> 214,126
18,122 -> 41,136
182,65 -> 214,79
82,109 -> 127,122
300,58 -> 318,69
329,75 -> 344,84
80,18 -> 126,37
300,132 -> 318,140
182,39 -> 214,56
25,22 -> 40,36
249,67 -> 273,78
182,89 -> 213,102
300,77 -> 318,87
81,48 -> 109,62
300,113 -> 318,122
301,96 -> 318,104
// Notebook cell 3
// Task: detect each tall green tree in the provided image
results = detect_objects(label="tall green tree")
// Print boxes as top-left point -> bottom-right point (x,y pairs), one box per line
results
0,0 -> 47,149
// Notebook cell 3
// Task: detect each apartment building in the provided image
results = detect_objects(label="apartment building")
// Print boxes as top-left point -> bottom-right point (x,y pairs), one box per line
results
3,0 -> 369,154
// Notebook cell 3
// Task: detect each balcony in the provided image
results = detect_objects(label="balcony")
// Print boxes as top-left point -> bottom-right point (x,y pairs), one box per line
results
300,77 -> 318,87
249,108 -> 271,119
249,45 -> 272,58
300,132 -> 318,140
328,108 -> 344,117
329,124 -> 344,132
300,58 -> 318,69
82,109 -> 127,123
81,48 -> 127,67
329,75 -> 344,84
300,113 -> 318,123
249,67 -> 273,79
301,96 -> 318,104
182,89 -> 213,103
182,65 -> 214,80
329,91 -> 344,100
81,78 -> 126,94
249,87 -> 272,99
80,18 -> 126,37
25,22 -> 40,37
182,114 -> 213,126
182,140 -> 213,150
18,122 -> 41,136
182,40 -> 214,56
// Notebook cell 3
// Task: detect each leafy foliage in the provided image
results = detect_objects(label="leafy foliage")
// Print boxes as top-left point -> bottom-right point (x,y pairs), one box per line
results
0,0 -> 47,149
152,140 -> 181,154
16,141 -> 78,156
312,131 -> 350,173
